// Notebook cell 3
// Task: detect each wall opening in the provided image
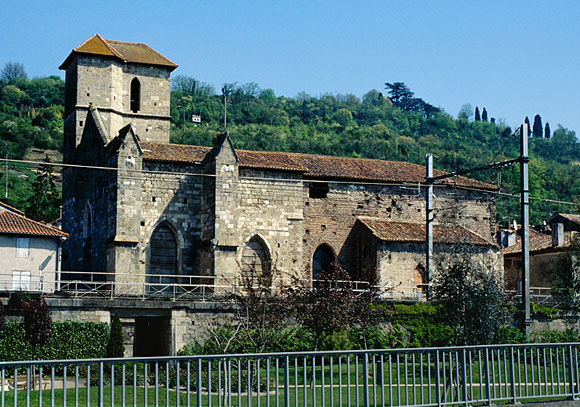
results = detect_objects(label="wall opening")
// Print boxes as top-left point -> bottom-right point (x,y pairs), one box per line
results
148,223 -> 178,290
241,235 -> 270,275
312,244 -> 335,280
134,317 -> 171,356
309,182 -> 329,199
130,78 -> 140,113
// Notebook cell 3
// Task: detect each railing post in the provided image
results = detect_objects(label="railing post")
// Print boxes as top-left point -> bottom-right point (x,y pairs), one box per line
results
484,348 -> 491,405
568,345 -> 577,399
284,355 -> 290,407
363,352 -> 370,407
197,358 -> 202,407
509,346 -> 517,405
98,361 -> 104,407
461,349 -> 468,406
435,350 -> 441,407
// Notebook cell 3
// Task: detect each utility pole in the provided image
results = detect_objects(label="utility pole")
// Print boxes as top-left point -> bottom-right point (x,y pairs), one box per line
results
520,122 -> 531,335
426,154 -> 434,286
4,151 -> 7,199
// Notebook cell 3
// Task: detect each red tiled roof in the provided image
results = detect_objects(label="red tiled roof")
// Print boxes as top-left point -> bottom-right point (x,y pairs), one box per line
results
501,229 -> 561,255
0,202 -> 24,215
358,217 -> 494,246
140,142 -> 495,191
551,213 -> 580,226
0,210 -> 68,238
60,34 -> 178,70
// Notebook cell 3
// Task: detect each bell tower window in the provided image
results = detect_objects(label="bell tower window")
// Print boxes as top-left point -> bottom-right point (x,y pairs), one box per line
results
130,78 -> 141,113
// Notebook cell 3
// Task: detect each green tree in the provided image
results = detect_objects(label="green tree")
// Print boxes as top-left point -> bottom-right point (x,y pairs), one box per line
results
474,106 -> 481,121
1,62 -> 27,83
545,122 -> 551,139
432,252 -> 507,345
25,157 -> 61,221
384,82 -> 413,107
482,107 -> 488,122
106,313 -> 125,358
533,114 -> 543,138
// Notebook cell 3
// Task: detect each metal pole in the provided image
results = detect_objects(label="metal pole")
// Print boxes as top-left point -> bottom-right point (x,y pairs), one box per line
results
426,154 -> 434,286
5,151 -> 8,199
520,123 -> 531,336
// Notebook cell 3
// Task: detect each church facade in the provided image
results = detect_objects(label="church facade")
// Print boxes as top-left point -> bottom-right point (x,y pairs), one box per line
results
60,35 -> 500,295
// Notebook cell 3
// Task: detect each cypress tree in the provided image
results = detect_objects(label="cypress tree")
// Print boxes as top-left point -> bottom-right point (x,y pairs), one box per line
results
475,106 -> 481,121
106,313 -> 125,358
545,122 -> 551,139
482,108 -> 488,122
533,114 -> 543,138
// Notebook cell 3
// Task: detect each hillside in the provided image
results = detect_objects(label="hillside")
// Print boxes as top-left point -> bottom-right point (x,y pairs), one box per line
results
1,66 -> 579,224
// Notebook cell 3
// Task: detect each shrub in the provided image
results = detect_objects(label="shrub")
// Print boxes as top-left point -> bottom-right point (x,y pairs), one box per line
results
0,321 -> 109,362
106,313 -> 125,358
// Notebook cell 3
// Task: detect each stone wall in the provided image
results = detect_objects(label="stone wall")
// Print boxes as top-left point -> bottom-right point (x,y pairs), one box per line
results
303,182 -> 495,278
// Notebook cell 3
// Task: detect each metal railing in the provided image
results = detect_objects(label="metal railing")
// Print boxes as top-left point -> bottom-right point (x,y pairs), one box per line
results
0,270 -> 557,305
0,343 -> 578,406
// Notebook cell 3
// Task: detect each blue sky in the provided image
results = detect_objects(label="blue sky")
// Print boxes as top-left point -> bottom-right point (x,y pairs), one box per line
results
2,1 -> 579,135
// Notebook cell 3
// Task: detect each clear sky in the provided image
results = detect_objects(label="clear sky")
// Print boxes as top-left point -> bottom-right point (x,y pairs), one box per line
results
2,1 -> 579,135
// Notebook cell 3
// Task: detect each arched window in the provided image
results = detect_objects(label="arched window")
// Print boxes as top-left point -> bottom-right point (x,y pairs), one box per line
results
82,202 -> 93,272
312,244 -> 335,280
241,236 -> 269,274
149,224 -> 178,286
130,78 -> 140,113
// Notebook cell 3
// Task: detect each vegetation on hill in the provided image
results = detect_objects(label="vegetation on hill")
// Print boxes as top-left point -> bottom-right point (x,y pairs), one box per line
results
1,63 -> 579,224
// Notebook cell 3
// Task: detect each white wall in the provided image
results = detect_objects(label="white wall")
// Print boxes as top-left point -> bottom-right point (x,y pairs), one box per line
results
0,235 -> 60,293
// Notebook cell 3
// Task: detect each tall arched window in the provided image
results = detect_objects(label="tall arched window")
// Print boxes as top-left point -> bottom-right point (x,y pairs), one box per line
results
241,236 -> 269,274
82,203 -> 93,272
149,224 -> 178,288
130,78 -> 140,113
312,244 -> 335,280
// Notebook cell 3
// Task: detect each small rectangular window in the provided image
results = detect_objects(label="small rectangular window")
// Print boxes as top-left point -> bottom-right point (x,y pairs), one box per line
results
309,182 -> 329,199
12,271 -> 30,291
16,238 -> 29,258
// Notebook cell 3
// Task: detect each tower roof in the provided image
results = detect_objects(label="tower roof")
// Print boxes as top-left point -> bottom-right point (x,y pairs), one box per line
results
59,34 -> 178,71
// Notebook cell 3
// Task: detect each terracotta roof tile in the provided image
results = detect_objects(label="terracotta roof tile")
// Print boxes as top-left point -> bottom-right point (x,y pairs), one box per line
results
141,142 -> 495,191
0,202 -> 24,215
501,229 -> 560,255
0,210 -> 67,238
358,217 -> 494,246
551,213 -> 580,226
60,34 -> 177,70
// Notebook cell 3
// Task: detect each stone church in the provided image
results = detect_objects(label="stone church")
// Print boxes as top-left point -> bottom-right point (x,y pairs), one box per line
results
60,34 -> 500,300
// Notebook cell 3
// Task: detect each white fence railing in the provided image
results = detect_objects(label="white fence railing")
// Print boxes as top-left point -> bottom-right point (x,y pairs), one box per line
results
0,270 -> 556,304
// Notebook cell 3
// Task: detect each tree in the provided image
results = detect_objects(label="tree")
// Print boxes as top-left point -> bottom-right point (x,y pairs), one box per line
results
481,107 -> 488,122
524,116 -> 532,136
458,103 -> 473,120
25,156 -> 61,221
285,264 -> 361,349
1,62 -> 27,83
533,114 -> 543,138
106,313 -> 125,358
474,106 -> 481,121
550,239 -> 580,323
22,297 -> 52,359
384,82 -> 413,107
0,300 -> 4,332
545,122 -> 551,139
432,252 -> 507,345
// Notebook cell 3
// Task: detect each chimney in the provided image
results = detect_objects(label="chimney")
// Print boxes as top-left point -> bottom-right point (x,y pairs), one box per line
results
552,223 -> 564,247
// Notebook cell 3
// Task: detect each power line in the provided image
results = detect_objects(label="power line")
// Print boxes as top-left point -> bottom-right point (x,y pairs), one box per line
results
2,157 -> 579,207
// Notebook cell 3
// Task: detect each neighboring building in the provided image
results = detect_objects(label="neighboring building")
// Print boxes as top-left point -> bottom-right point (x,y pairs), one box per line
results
502,223 -> 568,302
0,202 -> 67,293
60,34 -> 499,291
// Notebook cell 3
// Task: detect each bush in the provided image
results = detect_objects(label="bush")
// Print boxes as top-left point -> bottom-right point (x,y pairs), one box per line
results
106,313 -> 125,358
0,321 -> 109,361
